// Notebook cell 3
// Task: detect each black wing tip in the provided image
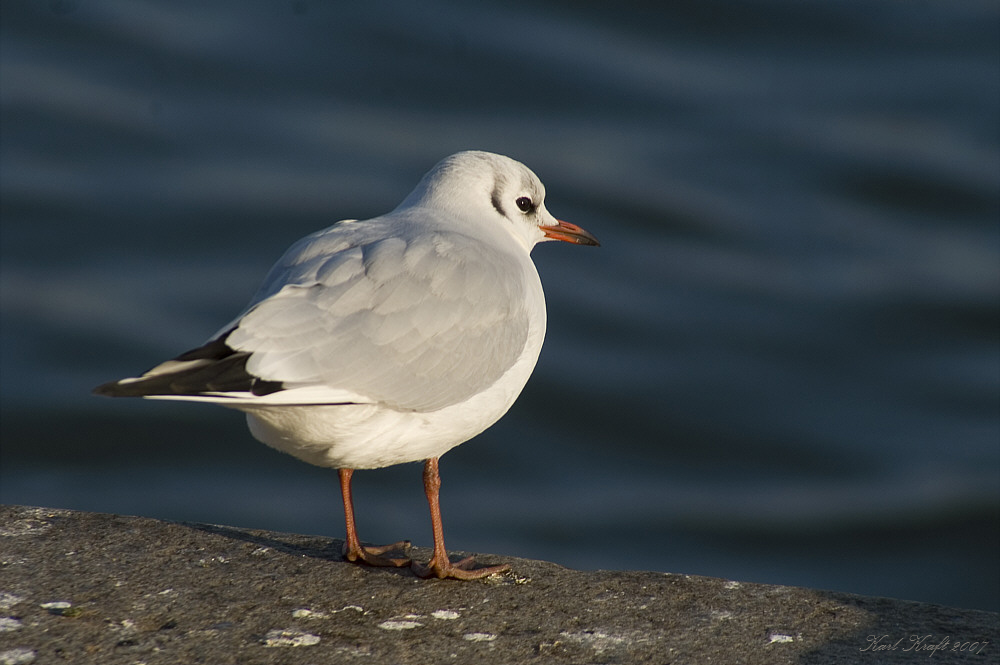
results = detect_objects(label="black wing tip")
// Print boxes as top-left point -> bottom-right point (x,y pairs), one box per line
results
92,376 -> 286,399
92,333 -> 287,399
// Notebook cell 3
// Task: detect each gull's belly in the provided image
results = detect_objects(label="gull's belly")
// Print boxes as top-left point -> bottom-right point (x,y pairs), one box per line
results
235,322 -> 544,470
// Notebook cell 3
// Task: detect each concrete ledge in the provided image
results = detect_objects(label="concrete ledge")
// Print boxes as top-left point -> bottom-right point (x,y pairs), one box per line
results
0,505 -> 995,664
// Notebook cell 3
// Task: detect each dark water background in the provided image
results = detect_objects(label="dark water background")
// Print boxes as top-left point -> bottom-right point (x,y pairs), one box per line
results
2,1 -> 998,611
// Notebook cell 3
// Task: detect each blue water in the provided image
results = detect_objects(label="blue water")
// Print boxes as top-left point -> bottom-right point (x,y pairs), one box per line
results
1,1 -> 998,611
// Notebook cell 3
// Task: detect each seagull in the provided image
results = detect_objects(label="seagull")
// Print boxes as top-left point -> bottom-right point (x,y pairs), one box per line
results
94,150 -> 599,579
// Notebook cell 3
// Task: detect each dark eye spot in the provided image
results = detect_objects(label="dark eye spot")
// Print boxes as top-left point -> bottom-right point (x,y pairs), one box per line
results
515,196 -> 534,213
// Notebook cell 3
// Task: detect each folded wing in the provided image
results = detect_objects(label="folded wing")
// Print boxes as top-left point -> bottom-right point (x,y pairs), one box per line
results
95,226 -> 531,412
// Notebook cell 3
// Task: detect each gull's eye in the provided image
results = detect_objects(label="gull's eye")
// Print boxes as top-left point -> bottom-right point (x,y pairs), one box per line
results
515,196 -> 534,213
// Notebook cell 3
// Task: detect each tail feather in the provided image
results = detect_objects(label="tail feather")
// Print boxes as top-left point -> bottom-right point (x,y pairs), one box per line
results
93,331 -> 284,398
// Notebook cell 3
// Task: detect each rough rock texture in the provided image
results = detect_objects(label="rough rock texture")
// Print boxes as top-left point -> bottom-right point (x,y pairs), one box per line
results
0,505 -> 995,664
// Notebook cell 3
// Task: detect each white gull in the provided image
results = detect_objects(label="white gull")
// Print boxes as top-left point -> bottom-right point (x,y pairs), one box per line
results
95,150 -> 598,579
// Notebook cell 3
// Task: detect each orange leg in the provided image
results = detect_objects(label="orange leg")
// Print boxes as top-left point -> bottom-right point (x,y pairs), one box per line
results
411,458 -> 511,580
338,468 -> 411,567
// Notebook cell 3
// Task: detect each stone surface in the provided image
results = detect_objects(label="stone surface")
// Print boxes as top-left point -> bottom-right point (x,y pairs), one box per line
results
0,505 -> 995,664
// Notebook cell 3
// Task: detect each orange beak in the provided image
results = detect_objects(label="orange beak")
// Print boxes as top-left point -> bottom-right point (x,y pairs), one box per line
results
541,220 -> 600,246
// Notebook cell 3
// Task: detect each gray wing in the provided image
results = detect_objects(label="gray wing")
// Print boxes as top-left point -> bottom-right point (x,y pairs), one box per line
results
225,226 -> 531,412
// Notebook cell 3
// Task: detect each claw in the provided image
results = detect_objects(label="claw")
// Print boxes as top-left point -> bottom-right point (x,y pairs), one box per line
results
411,554 -> 510,580
342,540 -> 412,568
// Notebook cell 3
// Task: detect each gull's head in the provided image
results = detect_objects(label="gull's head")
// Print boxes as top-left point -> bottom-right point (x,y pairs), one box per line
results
397,150 -> 599,252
